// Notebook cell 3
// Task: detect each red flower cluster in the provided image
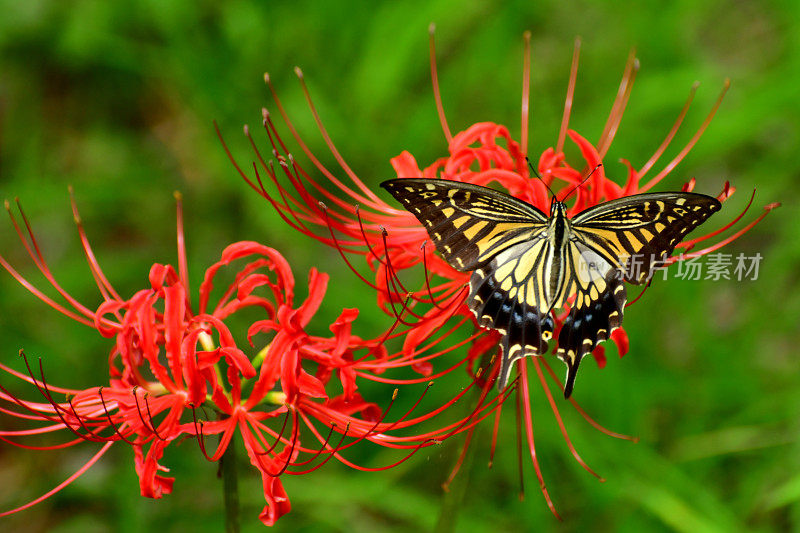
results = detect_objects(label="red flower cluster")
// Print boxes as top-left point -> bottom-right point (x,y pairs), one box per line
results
0,193 -> 496,525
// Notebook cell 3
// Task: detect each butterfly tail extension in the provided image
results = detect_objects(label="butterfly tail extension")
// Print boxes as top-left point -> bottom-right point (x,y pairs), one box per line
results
557,276 -> 627,398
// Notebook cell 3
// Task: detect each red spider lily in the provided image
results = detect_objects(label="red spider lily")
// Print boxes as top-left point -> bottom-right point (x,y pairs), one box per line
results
0,192 -> 503,526
221,28 -> 779,517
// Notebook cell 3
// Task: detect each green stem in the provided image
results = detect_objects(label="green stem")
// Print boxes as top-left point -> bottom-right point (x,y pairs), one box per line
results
199,329 -> 241,531
222,436 -> 240,533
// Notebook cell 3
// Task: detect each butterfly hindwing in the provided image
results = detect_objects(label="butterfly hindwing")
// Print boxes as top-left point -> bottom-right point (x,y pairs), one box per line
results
555,239 -> 627,396
468,240 -> 555,388
572,192 -> 722,283
381,179 -> 548,271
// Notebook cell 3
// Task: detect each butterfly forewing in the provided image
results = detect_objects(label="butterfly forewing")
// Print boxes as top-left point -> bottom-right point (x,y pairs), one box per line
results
572,192 -> 722,283
381,179 -> 548,271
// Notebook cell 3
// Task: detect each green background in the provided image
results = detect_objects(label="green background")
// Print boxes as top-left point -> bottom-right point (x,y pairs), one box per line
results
0,0 -> 797,531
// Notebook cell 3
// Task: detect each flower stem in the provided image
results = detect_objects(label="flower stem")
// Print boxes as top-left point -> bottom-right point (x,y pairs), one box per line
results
222,435 -> 241,533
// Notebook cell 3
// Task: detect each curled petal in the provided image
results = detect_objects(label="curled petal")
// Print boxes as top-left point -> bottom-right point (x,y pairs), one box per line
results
391,151 -> 423,178
134,440 -> 174,499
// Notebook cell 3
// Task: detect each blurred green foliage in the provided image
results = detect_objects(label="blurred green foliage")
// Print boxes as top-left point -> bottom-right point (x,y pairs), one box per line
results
0,0 -> 798,531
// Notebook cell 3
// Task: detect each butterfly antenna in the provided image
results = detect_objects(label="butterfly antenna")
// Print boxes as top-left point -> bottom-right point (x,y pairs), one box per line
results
525,156 -> 556,198
561,163 -> 603,202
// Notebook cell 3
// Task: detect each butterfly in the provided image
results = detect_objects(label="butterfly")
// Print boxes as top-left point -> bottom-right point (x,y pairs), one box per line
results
381,177 -> 721,397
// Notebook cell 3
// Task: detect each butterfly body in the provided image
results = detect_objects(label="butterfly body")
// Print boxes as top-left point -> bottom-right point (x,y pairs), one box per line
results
381,178 -> 721,397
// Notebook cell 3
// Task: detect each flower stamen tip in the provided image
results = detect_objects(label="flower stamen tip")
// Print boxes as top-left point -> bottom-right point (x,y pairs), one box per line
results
318,201 -> 328,210
173,190 -> 183,201
392,388 -> 398,400
243,124 -> 250,136
294,66 -> 304,79
428,22 -> 436,35
523,30 -> 531,40
261,107 -> 269,120
765,202 -> 781,210
263,72 -> 270,84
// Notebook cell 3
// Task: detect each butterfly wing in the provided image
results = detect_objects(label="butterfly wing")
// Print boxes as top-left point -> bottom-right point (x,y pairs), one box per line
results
381,179 -> 548,270
553,191 -> 722,395
572,192 -> 722,283
381,178 -> 552,388
468,239 -> 556,388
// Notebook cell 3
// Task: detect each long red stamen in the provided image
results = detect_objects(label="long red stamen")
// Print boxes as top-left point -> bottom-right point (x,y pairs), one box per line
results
67,188 -> 123,304
520,30 -> 532,156
0,441 -> 114,517
636,82 -> 700,183
294,67 -> 385,206
676,189 -> 754,250
190,409 -> 214,461
257,410 -> 292,456
263,76 -> 378,209
640,79 -> 730,192
441,424 -> 476,491
266,410 -> 299,477
290,423 -> 351,474
19,352 -> 99,441
1,202 -> 98,327
540,358 -> 638,442
174,191 -> 191,308
97,387 -> 135,445
519,359 -> 560,518
557,38 -> 581,154
597,51 -> 639,159
626,279 -> 652,308
531,357 -> 603,480
429,23 -> 453,143
139,390 -> 167,441
668,202 -> 780,261
488,400 -> 503,468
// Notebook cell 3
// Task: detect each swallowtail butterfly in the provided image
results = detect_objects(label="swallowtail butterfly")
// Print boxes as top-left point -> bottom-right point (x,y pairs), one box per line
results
382,178 -> 721,397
